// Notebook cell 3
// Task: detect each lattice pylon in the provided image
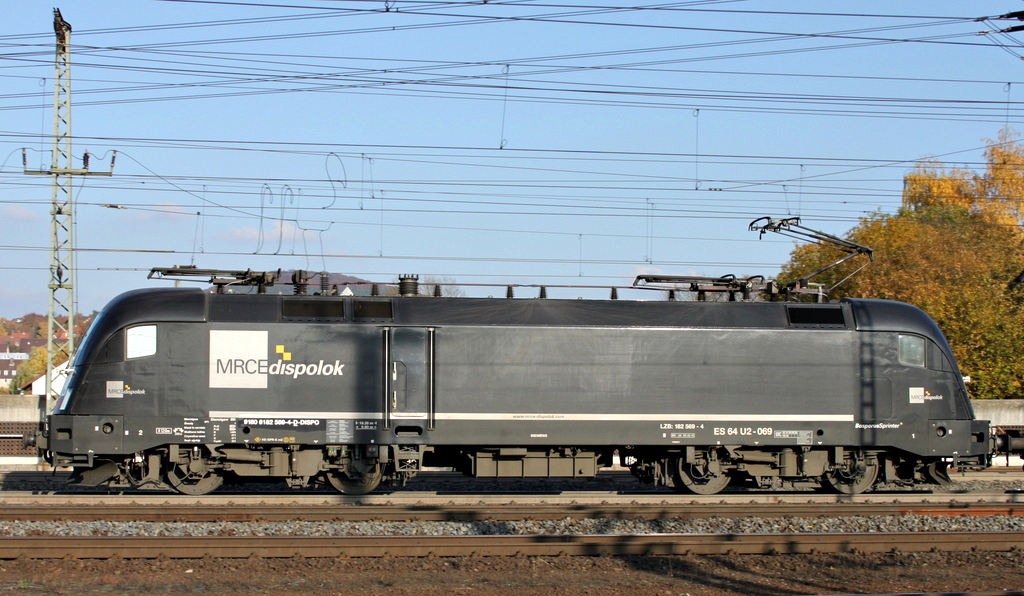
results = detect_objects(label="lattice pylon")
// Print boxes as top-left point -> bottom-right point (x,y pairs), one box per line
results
46,9 -> 75,402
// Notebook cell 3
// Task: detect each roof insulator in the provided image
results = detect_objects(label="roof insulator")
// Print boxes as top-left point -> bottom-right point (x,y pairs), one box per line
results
399,275 -> 419,297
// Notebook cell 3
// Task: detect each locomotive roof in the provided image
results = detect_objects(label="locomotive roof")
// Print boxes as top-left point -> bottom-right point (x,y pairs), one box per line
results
92,286 -> 944,337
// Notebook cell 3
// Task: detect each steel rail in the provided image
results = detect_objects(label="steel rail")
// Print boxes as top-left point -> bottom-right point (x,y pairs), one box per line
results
0,531 -> 1021,560
0,500 -> 1019,522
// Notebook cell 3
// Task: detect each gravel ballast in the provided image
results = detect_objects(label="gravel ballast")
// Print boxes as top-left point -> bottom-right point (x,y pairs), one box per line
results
1,513 -> 1022,537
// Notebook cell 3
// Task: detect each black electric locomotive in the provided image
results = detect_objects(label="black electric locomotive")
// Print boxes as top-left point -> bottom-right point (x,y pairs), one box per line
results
27,272 -> 993,495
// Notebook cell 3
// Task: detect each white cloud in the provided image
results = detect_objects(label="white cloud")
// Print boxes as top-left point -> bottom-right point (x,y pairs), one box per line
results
221,226 -> 261,242
0,205 -> 38,222
626,265 -> 665,280
220,221 -> 301,248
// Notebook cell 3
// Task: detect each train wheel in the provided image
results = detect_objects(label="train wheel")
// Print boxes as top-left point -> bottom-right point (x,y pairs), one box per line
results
166,464 -> 224,495
326,465 -> 383,495
672,457 -> 730,495
821,457 -> 878,495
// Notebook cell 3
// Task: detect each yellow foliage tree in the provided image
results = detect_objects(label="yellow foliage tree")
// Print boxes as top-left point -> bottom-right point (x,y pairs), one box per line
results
903,128 -> 1024,227
779,128 -> 1024,400
7,347 -> 69,394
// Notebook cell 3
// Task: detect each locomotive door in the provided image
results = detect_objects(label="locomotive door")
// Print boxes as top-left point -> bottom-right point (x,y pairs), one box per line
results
383,327 -> 434,430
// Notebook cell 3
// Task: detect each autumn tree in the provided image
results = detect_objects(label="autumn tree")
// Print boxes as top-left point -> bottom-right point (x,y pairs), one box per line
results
5,345 -> 72,394
9,348 -> 48,393
779,128 -> 1024,400
0,314 -> 45,340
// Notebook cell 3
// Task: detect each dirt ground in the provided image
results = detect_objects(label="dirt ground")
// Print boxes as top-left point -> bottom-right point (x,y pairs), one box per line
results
0,552 -> 1021,595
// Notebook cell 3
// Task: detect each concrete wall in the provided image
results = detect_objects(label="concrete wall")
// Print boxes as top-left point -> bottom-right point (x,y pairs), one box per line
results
0,394 -> 46,467
971,399 -> 1024,427
0,395 -> 46,423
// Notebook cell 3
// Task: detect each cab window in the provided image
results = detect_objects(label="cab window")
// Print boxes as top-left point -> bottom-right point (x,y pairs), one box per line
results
126,325 -> 157,359
898,334 -> 926,368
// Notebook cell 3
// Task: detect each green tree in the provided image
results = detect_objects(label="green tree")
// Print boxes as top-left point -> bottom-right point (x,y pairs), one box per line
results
779,128 -> 1024,399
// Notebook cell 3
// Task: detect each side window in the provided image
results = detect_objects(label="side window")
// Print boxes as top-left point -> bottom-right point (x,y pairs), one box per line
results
898,334 -> 925,368
93,330 -> 125,364
126,325 -> 157,359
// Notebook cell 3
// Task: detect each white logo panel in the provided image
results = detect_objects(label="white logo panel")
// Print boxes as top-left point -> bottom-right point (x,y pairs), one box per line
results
209,330 -> 268,388
106,381 -> 124,399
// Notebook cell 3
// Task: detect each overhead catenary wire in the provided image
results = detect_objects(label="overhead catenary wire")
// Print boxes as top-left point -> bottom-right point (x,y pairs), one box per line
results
2,3 -> 1021,319
0,2 -> 1015,123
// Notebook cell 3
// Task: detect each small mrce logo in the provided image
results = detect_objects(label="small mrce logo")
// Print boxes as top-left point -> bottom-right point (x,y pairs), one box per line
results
909,387 -> 944,404
209,330 -> 345,389
106,381 -> 146,398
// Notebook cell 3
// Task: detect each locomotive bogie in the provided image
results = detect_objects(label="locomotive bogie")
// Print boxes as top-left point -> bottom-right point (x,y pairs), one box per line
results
65,443 -> 394,494
622,445 -> 957,494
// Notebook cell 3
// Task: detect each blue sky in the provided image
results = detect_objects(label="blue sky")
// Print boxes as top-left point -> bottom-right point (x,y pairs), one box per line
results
1,1 -> 1022,318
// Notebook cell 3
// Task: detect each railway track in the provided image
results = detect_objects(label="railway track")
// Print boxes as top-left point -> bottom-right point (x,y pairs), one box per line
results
1,470 -> 1021,562
0,531 -> 1021,560
0,496 -> 1020,522
2,466 -> 1021,488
